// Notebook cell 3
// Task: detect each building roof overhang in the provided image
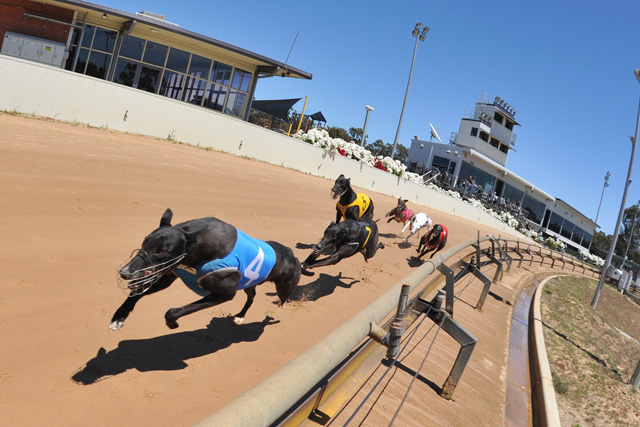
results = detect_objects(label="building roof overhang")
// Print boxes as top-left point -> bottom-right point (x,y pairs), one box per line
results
554,198 -> 598,228
464,148 -> 555,201
38,0 -> 313,80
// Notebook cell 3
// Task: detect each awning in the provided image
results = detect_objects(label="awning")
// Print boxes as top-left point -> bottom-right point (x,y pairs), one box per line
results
309,111 -> 326,122
251,98 -> 301,121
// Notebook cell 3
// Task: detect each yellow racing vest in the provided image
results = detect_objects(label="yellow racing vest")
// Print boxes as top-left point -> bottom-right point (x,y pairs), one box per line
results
337,193 -> 371,220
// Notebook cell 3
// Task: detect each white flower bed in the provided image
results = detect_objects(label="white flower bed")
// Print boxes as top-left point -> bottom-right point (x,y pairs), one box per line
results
294,128 -> 410,177
578,249 -> 605,268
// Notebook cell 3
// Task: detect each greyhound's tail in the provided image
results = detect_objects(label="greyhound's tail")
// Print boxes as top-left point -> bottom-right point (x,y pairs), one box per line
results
297,257 -> 315,276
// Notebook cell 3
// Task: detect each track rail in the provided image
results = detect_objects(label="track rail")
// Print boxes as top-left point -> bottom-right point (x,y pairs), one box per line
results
195,236 -> 599,426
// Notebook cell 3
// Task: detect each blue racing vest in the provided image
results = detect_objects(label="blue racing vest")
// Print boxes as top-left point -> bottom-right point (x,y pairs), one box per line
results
174,229 -> 277,296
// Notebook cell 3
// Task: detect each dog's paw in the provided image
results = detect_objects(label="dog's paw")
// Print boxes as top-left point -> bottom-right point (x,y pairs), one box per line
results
233,316 -> 245,325
164,310 -> 180,329
109,319 -> 125,331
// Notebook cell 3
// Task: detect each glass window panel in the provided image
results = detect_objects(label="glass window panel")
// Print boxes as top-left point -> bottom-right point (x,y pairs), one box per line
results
582,232 -> 593,248
240,71 -> 251,92
560,221 -> 574,239
120,35 -> 144,61
231,69 -> 251,91
183,77 -> 207,104
143,41 -> 168,67
503,184 -> 524,203
458,161 -> 472,182
160,70 -> 186,100
188,54 -> 211,78
548,212 -> 563,233
203,82 -> 226,111
571,227 -> 584,245
431,155 -> 450,174
92,28 -> 117,53
522,194 -> 545,224
138,65 -> 161,93
457,161 -> 495,194
166,48 -> 190,73
74,48 -> 89,73
80,25 -> 95,48
226,91 -> 247,117
113,59 -> 138,87
85,51 -> 111,79
211,62 -> 232,85
69,29 -> 81,46
64,45 -> 77,71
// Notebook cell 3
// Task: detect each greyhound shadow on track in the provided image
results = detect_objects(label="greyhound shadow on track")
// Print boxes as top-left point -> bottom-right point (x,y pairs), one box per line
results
396,240 -> 412,249
71,316 -> 278,385
407,257 -> 425,268
281,272 -> 360,303
378,233 -> 398,239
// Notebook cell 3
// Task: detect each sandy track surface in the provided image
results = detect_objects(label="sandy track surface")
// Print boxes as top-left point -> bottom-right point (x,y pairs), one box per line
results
1,114 -> 521,426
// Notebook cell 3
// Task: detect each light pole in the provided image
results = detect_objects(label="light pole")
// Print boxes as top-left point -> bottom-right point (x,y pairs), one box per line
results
595,171 -> 611,224
391,22 -> 429,159
622,201 -> 640,270
360,105 -> 374,147
592,69 -> 640,309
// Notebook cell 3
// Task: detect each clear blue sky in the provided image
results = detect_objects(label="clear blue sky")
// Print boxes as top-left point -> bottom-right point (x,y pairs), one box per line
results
104,0 -> 640,236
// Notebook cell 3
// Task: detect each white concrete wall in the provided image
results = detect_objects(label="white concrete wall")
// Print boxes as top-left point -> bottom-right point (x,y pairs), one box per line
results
0,55 -> 523,238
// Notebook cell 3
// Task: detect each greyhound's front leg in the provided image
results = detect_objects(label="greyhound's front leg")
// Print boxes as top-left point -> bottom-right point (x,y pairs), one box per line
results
305,243 -> 359,268
418,248 -> 432,259
110,275 -> 177,330
164,270 -> 240,329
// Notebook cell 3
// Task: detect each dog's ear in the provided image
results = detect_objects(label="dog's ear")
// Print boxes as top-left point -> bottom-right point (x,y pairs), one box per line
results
183,229 -> 199,251
160,208 -> 173,227
404,199 -> 409,203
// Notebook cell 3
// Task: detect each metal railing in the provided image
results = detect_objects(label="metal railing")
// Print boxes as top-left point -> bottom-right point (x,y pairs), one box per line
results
196,235 -> 600,426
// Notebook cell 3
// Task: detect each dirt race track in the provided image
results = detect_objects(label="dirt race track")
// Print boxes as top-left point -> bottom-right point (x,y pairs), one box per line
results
1,113 -> 529,426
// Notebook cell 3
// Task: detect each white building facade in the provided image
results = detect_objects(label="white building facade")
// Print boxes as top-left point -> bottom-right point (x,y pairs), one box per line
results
407,92 -> 595,253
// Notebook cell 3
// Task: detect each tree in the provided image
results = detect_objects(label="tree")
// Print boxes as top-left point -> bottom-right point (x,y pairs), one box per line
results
591,230 -> 611,253
365,139 -> 391,157
348,127 -> 363,145
614,204 -> 640,265
395,144 -> 409,164
327,126 -> 352,142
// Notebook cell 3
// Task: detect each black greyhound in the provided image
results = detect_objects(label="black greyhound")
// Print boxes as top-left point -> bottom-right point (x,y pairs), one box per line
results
416,224 -> 448,259
301,217 -> 384,268
332,174 -> 374,223
110,209 -> 303,330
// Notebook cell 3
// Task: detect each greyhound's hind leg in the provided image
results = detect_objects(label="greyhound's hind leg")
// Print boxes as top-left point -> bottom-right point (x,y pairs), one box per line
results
164,270 -> 240,329
275,262 -> 301,308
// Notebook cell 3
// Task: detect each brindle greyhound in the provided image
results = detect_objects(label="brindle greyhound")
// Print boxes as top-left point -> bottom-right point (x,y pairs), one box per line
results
111,209 -> 306,330
386,197 -> 413,231
331,174 -> 374,223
